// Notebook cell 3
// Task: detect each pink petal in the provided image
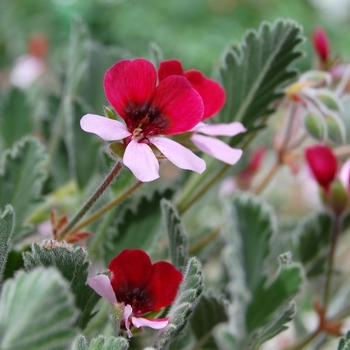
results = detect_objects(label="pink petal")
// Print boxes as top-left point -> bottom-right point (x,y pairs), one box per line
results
191,134 -> 243,165
104,59 -> 157,120
150,137 -> 206,174
158,60 -> 184,82
184,70 -> 226,119
80,114 -> 131,141
191,121 -> 246,136
123,139 -> 160,182
87,275 -> 117,305
151,75 -> 204,135
132,316 -> 169,330
340,158 -> 350,191
124,304 -> 133,338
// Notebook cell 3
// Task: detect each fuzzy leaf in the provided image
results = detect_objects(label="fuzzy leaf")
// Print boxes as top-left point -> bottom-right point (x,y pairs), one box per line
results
71,335 -> 129,350
0,137 -> 48,241
161,199 -> 188,271
154,257 -> 203,350
0,268 -> 78,350
297,212 -> 333,267
338,331 -> 350,350
246,260 -> 303,332
103,187 -> 174,264
190,294 -> 228,349
0,88 -> 33,148
228,193 -> 275,293
219,20 -> 304,128
0,205 -> 15,283
254,302 -> 296,346
23,240 -> 100,330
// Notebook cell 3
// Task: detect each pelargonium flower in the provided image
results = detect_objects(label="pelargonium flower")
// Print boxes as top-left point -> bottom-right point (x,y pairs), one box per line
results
80,58 -> 206,182
305,144 -> 337,192
158,60 -> 246,165
312,27 -> 330,64
88,249 -> 183,338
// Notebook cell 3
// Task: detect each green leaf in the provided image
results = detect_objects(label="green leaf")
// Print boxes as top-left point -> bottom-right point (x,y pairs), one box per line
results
0,137 -> 48,241
0,205 -> 15,283
161,199 -> 188,271
71,335 -> 129,350
0,88 -> 33,147
103,187 -> 174,264
246,260 -> 303,332
0,268 -> 78,350
338,331 -> 350,350
23,240 -> 100,330
219,20 -> 304,127
228,193 -> 275,293
297,212 -> 333,266
154,257 -> 203,350
190,294 -> 228,349
255,302 -> 296,346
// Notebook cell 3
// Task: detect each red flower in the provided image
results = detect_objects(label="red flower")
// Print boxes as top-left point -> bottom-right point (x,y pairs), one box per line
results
158,59 -> 226,120
88,249 -> 183,338
305,145 -> 337,192
80,59 -> 206,182
312,27 -> 330,63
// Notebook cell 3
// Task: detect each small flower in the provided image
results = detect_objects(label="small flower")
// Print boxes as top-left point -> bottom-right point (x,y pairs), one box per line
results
305,144 -> 337,192
158,60 -> 246,164
312,27 -> 330,64
81,59 -> 206,182
88,249 -> 183,338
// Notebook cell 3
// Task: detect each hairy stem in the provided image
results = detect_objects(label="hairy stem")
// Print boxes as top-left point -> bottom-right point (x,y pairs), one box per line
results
58,161 -> 123,239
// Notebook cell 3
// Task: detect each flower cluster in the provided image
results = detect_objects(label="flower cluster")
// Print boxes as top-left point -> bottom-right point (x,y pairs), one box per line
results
81,58 -> 245,182
88,249 -> 183,338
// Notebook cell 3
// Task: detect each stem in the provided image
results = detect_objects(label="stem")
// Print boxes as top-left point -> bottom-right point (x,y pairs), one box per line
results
188,222 -> 226,255
323,214 -> 340,308
286,329 -> 320,350
252,160 -> 281,195
64,180 -> 143,241
58,161 -> 123,240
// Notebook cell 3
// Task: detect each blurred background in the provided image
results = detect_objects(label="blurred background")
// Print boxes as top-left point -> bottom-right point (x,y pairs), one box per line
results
1,0 -> 350,76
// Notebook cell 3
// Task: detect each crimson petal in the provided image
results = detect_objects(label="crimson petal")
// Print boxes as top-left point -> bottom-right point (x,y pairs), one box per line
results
158,60 -> 184,82
108,249 -> 152,303
185,70 -> 226,120
151,75 -> 204,135
104,59 -> 157,122
144,261 -> 183,312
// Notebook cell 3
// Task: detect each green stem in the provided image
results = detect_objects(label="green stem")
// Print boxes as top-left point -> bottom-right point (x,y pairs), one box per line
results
323,214 -> 340,309
286,329 -> 320,350
64,180 -> 143,241
252,160 -> 281,195
58,161 -> 123,240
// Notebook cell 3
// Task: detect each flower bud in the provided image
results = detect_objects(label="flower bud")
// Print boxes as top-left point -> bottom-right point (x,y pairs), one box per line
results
305,145 -> 337,192
328,180 -> 348,214
312,27 -> 330,63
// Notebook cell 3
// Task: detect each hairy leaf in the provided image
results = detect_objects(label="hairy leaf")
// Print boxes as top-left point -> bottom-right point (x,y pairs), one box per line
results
0,205 -> 15,283
0,268 -> 78,350
219,20 -> 304,128
71,335 -> 129,350
161,199 -> 188,271
154,257 -> 203,350
0,137 -> 48,241
23,240 -> 100,330
338,331 -> 350,350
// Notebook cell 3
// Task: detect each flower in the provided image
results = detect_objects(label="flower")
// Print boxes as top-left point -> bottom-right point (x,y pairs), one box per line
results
312,27 -> 330,64
158,60 -> 246,164
88,249 -> 183,338
305,144 -> 337,192
80,58 -> 206,182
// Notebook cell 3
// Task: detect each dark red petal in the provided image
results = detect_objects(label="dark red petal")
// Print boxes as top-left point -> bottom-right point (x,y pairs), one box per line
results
104,59 -> 157,121
151,75 -> 204,135
305,145 -> 337,192
184,70 -> 226,120
312,27 -> 330,63
158,60 -> 184,82
108,249 -> 152,301
143,261 -> 183,312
